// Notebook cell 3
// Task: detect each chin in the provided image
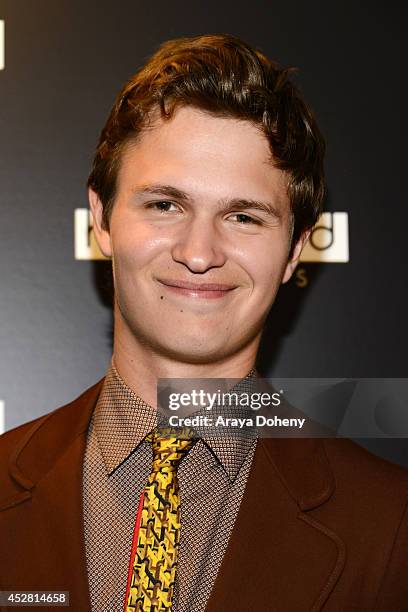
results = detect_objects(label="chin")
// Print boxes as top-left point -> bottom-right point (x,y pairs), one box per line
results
146,334 -> 234,365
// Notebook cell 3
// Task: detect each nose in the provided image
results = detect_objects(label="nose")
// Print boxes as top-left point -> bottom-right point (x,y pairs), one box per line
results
171,216 -> 227,273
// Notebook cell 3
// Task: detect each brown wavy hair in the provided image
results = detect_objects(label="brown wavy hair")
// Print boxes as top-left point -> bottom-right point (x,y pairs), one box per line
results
88,34 -> 325,251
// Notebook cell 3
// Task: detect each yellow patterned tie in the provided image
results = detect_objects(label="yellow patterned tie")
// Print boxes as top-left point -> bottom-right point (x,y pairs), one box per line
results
125,427 -> 195,611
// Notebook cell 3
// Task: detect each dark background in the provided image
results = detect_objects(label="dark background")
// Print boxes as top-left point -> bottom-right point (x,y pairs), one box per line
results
1,1 -> 407,465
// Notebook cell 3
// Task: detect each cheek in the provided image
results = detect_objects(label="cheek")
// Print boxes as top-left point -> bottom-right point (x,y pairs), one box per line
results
110,225 -> 167,275
233,237 -> 289,290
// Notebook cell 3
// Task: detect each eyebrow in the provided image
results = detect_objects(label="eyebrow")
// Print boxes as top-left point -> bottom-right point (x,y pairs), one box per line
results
134,184 -> 190,201
221,198 -> 282,219
133,183 -> 282,219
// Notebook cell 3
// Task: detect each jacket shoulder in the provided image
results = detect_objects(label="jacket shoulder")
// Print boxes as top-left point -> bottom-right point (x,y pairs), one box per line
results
323,437 -> 408,485
0,380 -> 104,493
321,439 -> 408,608
322,437 -> 408,520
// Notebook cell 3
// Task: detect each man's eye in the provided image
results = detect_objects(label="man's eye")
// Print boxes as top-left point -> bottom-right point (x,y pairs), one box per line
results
148,201 -> 178,212
230,213 -> 260,225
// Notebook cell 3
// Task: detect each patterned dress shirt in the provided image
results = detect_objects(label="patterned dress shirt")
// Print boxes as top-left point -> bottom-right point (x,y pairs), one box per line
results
83,362 -> 258,611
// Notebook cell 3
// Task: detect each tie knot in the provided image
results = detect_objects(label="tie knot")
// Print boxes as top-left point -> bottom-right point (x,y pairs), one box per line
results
146,427 -> 195,472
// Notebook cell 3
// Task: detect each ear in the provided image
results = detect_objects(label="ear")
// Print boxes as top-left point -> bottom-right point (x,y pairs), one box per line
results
281,230 -> 310,284
88,188 -> 112,258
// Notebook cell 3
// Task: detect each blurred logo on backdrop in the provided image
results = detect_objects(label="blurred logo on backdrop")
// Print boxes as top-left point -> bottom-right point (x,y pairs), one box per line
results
74,209 -> 108,260
74,209 -> 349,264
301,212 -> 349,263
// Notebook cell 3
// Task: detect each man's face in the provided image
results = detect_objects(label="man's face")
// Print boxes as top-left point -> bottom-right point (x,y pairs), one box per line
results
91,106 -> 305,363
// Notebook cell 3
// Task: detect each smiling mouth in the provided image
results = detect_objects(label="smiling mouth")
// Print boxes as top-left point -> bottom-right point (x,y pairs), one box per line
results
156,278 -> 237,299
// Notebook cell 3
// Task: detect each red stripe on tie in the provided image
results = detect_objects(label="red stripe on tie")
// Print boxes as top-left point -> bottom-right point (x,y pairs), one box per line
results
124,489 -> 145,612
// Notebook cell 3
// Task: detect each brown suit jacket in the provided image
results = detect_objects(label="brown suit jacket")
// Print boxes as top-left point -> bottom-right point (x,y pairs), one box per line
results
0,380 -> 408,611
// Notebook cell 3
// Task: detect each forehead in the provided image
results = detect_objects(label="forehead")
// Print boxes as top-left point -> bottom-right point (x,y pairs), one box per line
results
117,106 -> 289,206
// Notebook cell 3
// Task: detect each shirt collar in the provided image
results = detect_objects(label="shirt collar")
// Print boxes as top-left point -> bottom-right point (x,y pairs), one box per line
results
93,361 -> 258,481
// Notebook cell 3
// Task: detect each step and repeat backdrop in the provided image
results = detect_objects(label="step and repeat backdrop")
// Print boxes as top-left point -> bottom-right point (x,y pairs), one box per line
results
1,1 -> 407,465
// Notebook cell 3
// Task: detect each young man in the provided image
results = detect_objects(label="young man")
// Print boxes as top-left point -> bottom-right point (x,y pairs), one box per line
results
0,35 -> 407,612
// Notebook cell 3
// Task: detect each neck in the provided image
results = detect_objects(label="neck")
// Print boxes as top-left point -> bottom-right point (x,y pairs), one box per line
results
112,318 -> 259,408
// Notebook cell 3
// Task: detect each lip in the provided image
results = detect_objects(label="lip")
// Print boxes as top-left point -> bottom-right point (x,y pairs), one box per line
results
157,278 -> 237,299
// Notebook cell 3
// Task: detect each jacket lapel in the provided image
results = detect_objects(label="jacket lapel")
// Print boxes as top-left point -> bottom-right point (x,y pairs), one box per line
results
206,437 -> 346,612
0,381 -> 103,611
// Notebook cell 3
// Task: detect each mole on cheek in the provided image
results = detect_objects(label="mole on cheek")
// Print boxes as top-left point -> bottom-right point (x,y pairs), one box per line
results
160,295 -> 164,300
